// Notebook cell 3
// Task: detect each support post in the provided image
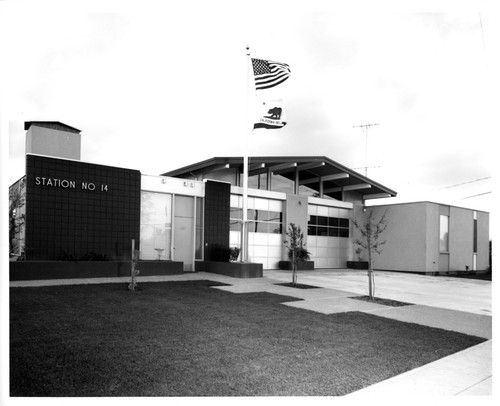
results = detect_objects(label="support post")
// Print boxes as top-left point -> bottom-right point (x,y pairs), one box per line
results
241,45 -> 252,263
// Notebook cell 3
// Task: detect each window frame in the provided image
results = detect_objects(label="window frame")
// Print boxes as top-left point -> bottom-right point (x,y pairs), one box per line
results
439,214 -> 449,253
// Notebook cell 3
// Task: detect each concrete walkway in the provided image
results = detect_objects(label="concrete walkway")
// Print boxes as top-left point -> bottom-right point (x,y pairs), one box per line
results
349,340 -> 492,396
10,269 -> 492,396
265,269 -> 492,316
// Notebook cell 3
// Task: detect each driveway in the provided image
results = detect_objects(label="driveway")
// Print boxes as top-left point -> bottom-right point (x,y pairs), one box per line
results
264,269 -> 492,316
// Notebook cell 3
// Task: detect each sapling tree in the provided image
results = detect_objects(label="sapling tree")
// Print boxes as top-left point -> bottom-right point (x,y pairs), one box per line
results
284,223 -> 311,286
352,209 -> 388,300
128,240 -> 140,291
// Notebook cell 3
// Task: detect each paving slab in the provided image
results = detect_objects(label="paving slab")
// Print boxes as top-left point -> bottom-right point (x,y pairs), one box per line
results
348,340 -> 492,396
212,284 -> 355,301
8,272 -> 260,288
281,296 -> 391,314
457,376 -> 492,395
361,304 -> 492,339
267,285 -> 356,300
212,284 -> 270,294
264,269 -> 492,316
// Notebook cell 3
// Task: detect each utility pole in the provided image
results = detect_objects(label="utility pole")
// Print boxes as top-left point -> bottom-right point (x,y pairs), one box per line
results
353,122 -> 379,176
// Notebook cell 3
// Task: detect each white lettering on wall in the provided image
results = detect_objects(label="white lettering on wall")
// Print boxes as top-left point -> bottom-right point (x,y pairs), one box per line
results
35,176 -> 108,192
35,177 -> 76,188
81,182 -> 96,191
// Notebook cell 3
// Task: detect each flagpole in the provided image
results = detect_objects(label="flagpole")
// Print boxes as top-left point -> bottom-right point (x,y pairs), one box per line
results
241,45 -> 251,263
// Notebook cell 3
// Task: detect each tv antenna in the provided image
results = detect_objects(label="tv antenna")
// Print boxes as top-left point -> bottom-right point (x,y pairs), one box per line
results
353,122 -> 379,176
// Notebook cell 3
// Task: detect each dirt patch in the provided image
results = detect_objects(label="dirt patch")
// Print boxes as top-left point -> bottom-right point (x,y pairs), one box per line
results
275,282 -> 321,289
350,296 -> 414,307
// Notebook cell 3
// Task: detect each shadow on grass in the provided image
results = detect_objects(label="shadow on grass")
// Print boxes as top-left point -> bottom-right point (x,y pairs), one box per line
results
10,280 -> 485,396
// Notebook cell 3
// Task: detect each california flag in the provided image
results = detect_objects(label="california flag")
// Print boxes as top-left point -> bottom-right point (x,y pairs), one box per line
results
254,99 -> 287,130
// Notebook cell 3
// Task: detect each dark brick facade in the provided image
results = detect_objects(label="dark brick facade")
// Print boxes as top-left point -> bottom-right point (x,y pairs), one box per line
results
25,155 -> 141,261
203,180 -> 230,260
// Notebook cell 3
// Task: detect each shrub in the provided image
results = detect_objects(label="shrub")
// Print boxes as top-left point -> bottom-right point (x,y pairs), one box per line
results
80,252 -> 108,261
229,247 -> 240,262
210,244 -> 231,262
57,250 -> 76,261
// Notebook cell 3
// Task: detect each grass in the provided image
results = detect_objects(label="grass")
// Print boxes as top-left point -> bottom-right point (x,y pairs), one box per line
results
10,280 -> 485,397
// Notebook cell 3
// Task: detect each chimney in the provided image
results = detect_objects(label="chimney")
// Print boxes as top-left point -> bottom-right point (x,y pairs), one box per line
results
25,121 -> 81,160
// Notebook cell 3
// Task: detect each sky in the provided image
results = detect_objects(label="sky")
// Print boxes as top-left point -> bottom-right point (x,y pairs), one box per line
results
1,0 -> 498,216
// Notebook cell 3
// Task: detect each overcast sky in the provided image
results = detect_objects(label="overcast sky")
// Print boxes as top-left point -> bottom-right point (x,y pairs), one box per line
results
2,0 -> 497,214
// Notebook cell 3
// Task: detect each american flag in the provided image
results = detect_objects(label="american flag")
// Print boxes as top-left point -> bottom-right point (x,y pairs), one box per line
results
251,58 -> 291,90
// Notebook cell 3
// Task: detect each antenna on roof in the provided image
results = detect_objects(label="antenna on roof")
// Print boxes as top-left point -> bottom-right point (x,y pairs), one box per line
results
353,122 -> 379,176
352,166 -> 381,171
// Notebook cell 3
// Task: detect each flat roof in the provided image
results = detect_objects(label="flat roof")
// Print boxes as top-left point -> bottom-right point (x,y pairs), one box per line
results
162,156 -> 397,200
367,200 -> 490,214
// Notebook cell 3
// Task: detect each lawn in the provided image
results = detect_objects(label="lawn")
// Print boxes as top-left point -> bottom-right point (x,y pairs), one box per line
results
10,280 -> 485,396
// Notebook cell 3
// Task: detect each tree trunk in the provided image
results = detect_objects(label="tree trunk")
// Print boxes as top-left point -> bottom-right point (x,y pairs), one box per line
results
292,250 -> 297,285
367,235 -> 374,300
368,268 -> 374,300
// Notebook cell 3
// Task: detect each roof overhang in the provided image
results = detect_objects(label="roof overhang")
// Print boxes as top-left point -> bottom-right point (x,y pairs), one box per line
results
162,156 -> 397,200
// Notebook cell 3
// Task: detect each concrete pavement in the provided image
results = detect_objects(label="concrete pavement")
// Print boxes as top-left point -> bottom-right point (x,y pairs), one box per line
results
265,269 -> 492,316
265,269 -> 493,396
349,340 -> 492,396
10,268 -> 492,396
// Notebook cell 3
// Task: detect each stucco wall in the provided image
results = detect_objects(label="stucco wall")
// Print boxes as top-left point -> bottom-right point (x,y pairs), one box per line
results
204,169 -> 239,185
449,206 -> 474,271
26,126 -> 81,160
476,211 -> 490,271
285,194 -> 308,232
343,191 -> 364,205
284,194 -> 309,260
424,203 -> 439,272
368,202 -> 490,273
367,203 -> 428,272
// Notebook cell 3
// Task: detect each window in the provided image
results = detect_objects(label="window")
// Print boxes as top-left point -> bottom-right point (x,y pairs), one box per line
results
229,197 -> 283,234
308,215 -> 349,238
248,209 -> 283,234
195,197 -> 204,259
248,174 -> 268,191
270,174 -> 294,194
140,192 -> 172,260
439,215 -> 449,253
230,210 -> 241,234
473,218 -> 478,254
